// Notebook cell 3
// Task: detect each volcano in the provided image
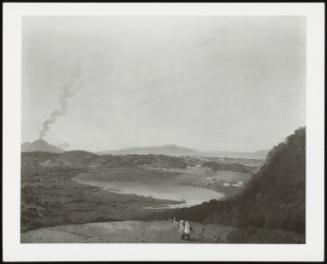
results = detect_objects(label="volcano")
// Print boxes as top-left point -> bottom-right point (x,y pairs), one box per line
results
21,139 -> 64,153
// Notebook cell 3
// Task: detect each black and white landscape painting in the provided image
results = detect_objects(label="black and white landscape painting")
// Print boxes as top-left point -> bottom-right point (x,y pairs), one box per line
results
21,16 -> 306,243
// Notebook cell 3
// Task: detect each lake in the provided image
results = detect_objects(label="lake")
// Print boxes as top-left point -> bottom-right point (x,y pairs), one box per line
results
73,174 -> 224,208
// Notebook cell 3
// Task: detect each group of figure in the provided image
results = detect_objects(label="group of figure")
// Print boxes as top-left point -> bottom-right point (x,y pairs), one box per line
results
179,220 -> 192,240
169,218 -> 209,242
168,217 -> 195,241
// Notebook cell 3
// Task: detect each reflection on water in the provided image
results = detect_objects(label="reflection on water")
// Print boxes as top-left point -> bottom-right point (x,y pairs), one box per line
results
73,177 -> 224,208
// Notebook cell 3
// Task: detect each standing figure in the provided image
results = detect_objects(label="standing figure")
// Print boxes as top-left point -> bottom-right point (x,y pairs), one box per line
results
179,220 -> 185,239
200,223 -> 206,243
184,221 -> 191,240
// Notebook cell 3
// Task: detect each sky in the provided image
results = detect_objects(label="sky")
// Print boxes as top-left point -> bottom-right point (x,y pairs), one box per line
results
22,16 -> 306,152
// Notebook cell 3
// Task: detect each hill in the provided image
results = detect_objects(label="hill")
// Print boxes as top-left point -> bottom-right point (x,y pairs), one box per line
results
236,127 -> 305,232
21,139 -> 63,153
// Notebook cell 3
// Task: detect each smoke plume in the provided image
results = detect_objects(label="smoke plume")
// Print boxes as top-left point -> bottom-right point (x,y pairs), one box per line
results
39,63 -> 83,139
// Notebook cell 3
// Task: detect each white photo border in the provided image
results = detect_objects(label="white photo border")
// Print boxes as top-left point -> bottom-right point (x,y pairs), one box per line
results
3,3 -> 325,262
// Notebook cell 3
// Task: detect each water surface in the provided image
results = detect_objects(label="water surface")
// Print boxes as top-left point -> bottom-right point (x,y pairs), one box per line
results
73,175 -> 224,208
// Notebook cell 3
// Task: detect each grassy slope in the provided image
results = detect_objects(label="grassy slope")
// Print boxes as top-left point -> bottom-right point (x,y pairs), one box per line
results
235,127 -> 305,232
21,166 -> 179,232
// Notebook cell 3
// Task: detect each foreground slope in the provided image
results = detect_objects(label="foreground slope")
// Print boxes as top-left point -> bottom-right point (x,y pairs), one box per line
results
21,221 -> 235,243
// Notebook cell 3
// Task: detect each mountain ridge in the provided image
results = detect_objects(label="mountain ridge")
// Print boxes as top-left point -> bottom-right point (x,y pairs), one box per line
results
21,140 -> 268,159
98,144 -> 268,159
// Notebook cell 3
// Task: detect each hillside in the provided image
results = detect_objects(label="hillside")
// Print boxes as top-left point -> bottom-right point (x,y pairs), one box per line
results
151,127 -> 306,241
236,127 -> 305,232
21,151 -> 256,173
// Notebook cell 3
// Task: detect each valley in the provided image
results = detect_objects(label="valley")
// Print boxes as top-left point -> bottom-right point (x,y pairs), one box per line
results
21,151 -> 256,236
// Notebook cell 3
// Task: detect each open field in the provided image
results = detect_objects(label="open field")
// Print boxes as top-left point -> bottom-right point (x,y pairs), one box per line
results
21,220 -> 235,243
22,219 -> 304,244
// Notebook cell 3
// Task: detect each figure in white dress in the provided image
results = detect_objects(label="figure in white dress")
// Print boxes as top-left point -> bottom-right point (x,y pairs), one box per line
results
184,221 -> 191,240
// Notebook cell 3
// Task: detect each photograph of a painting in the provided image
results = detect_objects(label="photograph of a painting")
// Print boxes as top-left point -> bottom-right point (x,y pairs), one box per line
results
20,15 -> 307,244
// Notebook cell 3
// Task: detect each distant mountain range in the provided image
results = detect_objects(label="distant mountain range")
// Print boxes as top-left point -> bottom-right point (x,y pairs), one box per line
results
21,140 -> 268,159
98,144 -> 268,160
21,139 -> 63,153
98,144 -> 196,156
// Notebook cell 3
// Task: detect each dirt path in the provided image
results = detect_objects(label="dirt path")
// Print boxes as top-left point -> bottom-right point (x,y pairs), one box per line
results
21,220 -> 235,243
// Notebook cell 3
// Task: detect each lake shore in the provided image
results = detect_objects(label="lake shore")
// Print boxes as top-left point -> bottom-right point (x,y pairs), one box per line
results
73,174 -> 224,209
21,166 -> 181,232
